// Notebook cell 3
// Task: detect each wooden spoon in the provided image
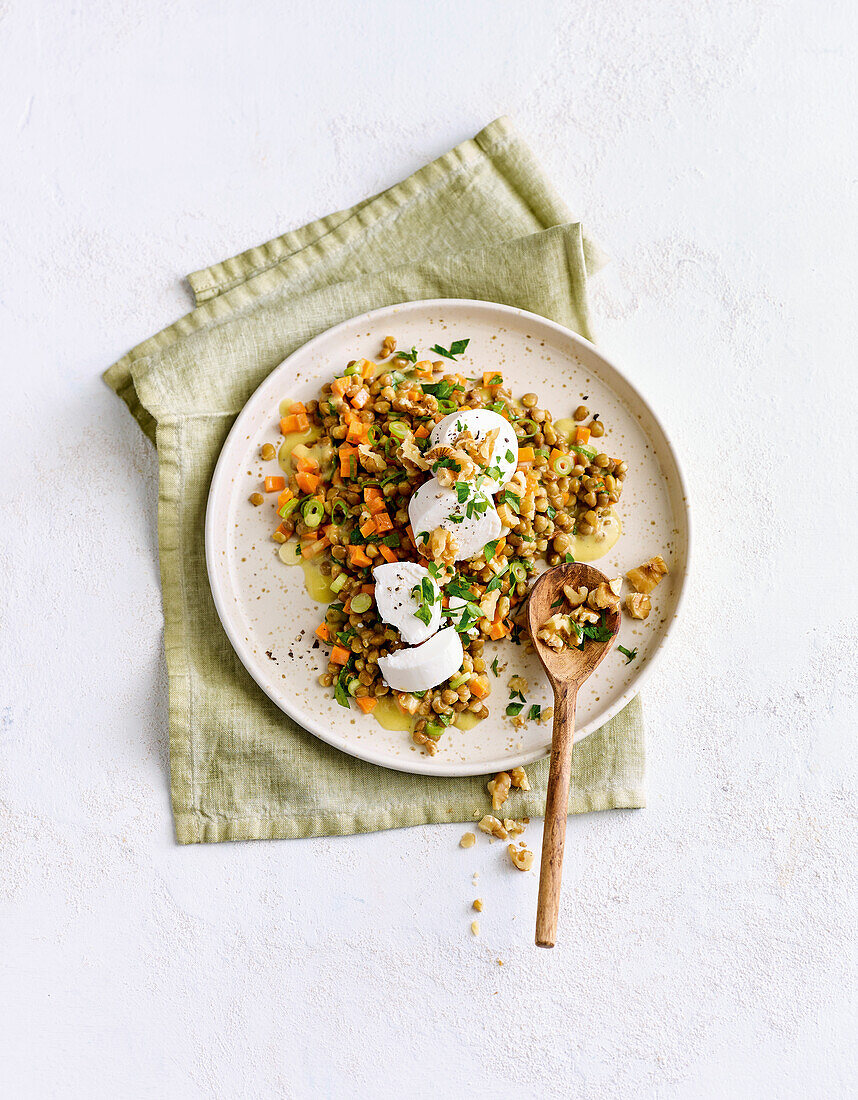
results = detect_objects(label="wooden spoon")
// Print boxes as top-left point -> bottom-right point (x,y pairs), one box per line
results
526,563 -> 621,948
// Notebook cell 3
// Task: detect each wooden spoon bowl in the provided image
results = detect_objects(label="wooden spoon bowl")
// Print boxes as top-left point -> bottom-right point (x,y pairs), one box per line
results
526,563 -> 621,948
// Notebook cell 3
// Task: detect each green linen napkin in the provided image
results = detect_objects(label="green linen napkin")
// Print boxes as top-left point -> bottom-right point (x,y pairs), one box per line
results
105,116 -> 644,843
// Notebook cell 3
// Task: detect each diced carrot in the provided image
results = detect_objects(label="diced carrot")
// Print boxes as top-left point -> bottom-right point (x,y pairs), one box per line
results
280,413 -> 309,434
470,677 -> 490,699
348,545 -> 373,568
517,446 -> 535,465
355,696 -> 377,714
483,370 -> 503,388
360,518 -> 376,538
574,426 -> 591,444
315,623 -> 330,642
295,471 -> 320,494
286,401 -> 306,415
331,377 -> 349,397
296,454 -> 320,473
549,448 -> 566,467
301,537 -> 329,559
339,445 -> 358,478
350,388 -> 370,410
489,621 -> 508,640
346,420 -> 369,444
414,424 -> 431,439
364,487 -> 385,513
359,584 -> 375,596
405,525 -> 416,546
264,476 -> 286,493
373,512 -> 393,534
378,545 -> 399,563
274,522 -> 290,538
359,359 -> 377,380
342,597 -> 352,614
330,645 -> 350,665
277,488 -> 294,507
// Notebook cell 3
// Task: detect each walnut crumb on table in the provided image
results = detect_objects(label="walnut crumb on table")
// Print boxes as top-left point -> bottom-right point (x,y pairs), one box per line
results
510,766 -> 530,791
459,832 -> 476,849
471,920 -> 480,936
486,771 -> 511,810
507,844 -> 534,871
472,899 -> 483,912
478,815 -> 509,840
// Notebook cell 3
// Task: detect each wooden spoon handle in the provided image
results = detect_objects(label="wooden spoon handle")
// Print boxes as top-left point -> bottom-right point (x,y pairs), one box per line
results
535,683 -> 577,948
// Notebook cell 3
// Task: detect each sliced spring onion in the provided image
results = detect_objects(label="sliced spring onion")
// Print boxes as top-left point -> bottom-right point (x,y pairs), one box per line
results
509,561 -> 527,584
518,418 -> 539,436
278,542 -> 301,566
571,443 -> 597,462
366,424 -> 380,445
343,362 -> 360,376
425,720 -> 445,740
278,497 -> 299,519
448,671 -> 470,690
551,454 -> 573,476
330,499 -> 349,525
389,422 -> 409,441
350,593 -> 372,614
329,572 -> 348,593
347,677 -> 360,696
302,500 -> 324,528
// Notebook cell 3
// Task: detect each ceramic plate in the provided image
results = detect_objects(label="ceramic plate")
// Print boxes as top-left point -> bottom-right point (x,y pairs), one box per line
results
205,299 -> 690,777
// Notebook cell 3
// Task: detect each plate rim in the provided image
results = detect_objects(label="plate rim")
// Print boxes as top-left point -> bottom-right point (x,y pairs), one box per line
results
205,297 -> 692,777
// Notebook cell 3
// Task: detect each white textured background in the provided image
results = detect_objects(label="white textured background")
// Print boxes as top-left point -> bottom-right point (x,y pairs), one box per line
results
2,2 -> 856,1097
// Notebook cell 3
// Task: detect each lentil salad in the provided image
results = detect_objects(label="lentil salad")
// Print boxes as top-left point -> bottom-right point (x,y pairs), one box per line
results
255,335 -> 630,755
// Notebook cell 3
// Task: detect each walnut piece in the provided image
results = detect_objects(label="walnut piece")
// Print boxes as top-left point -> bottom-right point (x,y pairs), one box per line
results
510,766 -> 530,791
478,815 -> 509,840
507,844 -> 535,871
503,818 -> 528,837
587,577 -> 623,612
472,898 -> 483,912
459,832 -> 476,849
626,555 -> 668,595
427,526 -> 458,566
624,593 -> 652,620
471,920 -> 480,936
487,771 -> 512,811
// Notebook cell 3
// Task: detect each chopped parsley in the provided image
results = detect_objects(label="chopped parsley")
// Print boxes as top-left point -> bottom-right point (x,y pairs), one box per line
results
411,577 -> 437,626
490,657 -> 500,677
496,489 -> 520,509
455,481 -> 470,503
422,378 -> 463,399
482,539 -> 500,561
618,645 -> 638,664
505,702 -> 524,717
430,338 -> 470,361
393,346 -> 419,363
527,704 -> 542,722
486,373 -> 503,386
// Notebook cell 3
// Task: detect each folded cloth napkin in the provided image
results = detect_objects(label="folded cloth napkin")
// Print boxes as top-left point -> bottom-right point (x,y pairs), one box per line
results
105,116 -> 644,843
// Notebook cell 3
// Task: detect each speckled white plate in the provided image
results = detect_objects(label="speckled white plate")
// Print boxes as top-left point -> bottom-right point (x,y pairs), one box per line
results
205,299 -> 690,777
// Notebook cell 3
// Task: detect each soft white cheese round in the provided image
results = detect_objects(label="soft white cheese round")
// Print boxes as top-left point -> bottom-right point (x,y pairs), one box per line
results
429,409 -> 518,492
377,627 -> 464,693
372,561 -> 441,645
407,479 -> 502,561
